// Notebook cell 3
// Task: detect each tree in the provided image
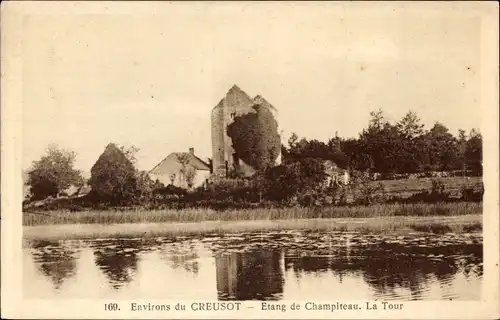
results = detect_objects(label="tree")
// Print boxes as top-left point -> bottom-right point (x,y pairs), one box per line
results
282,133 -> 348,168
326,137 -> 349,168
359,121 -> 403,173
257,157 -> 327,202
396,111 -> 424,140
88,143 -> 138,203
287,132 -> 299,150
26,145 -> 83,200
356,110 -> 427,174
368,109 -> 386,131
280,132 -> 299,162
395,111 -> 426,173
340,138 -> 373,171
456,129 -> 468,174
176,154 -> 197,189
423,122 -> 459,171
227,104 -> 281,170
465,129 -> 482,175
135,170 -> 156,201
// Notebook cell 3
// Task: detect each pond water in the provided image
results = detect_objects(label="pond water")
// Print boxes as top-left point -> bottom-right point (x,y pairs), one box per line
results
23,231 -> 483,300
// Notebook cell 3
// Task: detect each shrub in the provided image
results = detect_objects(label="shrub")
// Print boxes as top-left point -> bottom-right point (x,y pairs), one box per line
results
188,178 -> 260,203
349,172 -> 387,205
461,185 -> 483,202
155,185 -> 187,197
26,145 -> 83,201
404,179 -> 451,203
227,104 -> 281,170
88,143 -> 138,204
257,158 -> 327,203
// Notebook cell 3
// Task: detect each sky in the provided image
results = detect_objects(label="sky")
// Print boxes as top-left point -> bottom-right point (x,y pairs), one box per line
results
21,2 -> 484,172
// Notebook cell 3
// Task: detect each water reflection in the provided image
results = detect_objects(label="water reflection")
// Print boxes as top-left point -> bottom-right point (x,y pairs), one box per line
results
29,240 -> 80,290
91,239 -> 147,289
284,239 -> 483,300
216,250 -> 284,300
24,232 -> 483,300
159,241 -> 200,275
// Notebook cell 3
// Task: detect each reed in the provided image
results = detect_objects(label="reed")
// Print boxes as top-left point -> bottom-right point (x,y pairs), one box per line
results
23,201 -> 482,226
23,214 -> 482,241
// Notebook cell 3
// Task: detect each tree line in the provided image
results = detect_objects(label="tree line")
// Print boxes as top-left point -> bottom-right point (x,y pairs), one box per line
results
24,109 -> 482,204
282,109 -> 482,177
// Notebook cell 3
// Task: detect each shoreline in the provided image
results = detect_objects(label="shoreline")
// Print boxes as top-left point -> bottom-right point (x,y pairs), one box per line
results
23,202 -> 482,226
23,214 -> 482,241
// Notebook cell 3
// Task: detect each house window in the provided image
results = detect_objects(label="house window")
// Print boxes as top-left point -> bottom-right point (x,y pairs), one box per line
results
230,112 -> 236,119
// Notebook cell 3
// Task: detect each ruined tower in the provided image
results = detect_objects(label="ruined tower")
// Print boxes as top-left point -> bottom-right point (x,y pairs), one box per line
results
211,85 -> 281,178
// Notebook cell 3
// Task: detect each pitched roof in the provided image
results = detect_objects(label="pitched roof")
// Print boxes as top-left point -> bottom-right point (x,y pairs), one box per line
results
253,95 -> 278,111
212,85 -> 258,111
150,152 -> 211,173
172,152 -> 211,170
228,84 -> 254,99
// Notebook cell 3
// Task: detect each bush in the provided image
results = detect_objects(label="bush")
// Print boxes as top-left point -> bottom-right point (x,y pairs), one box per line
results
404,179 -> 451,203
88,143 -> 138,204
227,104 -> 281,170
461,185 -> 483,202
187,178 -> 260,203
155,185 -> 187,197
349,172 -> 387,205
257,158 -> 327,203
26,145 -> 83,201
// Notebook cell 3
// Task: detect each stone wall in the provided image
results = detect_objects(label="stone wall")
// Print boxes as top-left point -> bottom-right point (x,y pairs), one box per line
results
211,99 -> 226,177
210,85 -> 281,178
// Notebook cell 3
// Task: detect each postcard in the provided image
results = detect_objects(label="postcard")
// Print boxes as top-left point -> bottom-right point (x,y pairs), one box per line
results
1,1 -> 499,319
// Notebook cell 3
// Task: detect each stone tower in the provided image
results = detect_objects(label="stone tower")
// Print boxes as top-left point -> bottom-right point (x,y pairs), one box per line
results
211,85 -> 280,178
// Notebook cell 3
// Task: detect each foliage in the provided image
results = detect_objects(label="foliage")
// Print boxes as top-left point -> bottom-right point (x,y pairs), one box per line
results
134,171 -> 159,201
88,143 -> 138,203
205,178 -> 259,202
460,184 -> 483,202
154,184 -> 187,197
284,133 -> 348,168
340,138 -> 373,171
226,104 -> 281,170
175,154 -> 197,188
348,171 -> 387,205
282,109 -> 482,177
257,157 -> 327,202
404,179 -> 451,203
422,122 -> 460,171
26,145 -> 83,200
465,129 -> 482,175
23,203 -> 482,229
396,110 -> 425,140
119,145 -> 140,165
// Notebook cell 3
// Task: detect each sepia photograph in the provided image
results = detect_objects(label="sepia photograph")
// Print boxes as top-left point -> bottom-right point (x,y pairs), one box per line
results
1,1 -> 499,319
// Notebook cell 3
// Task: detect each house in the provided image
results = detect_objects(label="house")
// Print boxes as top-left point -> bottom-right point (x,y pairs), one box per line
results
22,170 -> 91,200
149,148 -> 211,189
323,160 -> 350,187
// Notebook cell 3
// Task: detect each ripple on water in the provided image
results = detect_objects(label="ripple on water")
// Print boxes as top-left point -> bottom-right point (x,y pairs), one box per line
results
24,230 -> 483,300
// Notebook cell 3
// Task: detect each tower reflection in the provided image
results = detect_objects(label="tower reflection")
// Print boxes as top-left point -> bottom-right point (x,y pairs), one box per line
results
215,250 -> 284,300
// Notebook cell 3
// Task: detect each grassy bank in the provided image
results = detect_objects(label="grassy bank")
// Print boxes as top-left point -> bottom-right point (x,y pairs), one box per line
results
23,201 -> 482,226
23,214 -> 482,241
377,176 -> 482,196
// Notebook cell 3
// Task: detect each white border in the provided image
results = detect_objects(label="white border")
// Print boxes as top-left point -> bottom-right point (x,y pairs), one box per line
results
1,2 -> 499,319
